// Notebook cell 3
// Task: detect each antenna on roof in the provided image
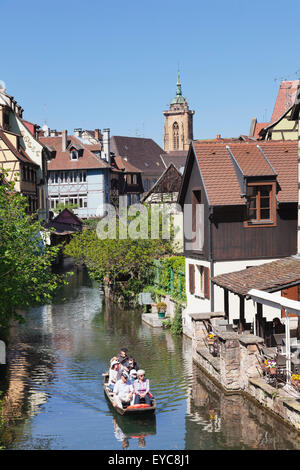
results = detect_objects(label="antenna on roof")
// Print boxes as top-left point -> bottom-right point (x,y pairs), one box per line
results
43,103 -> 48,125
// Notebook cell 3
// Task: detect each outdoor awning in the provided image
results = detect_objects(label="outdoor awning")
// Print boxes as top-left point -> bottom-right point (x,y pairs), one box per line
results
211,257 -> 300,296
248,288 -> 300,382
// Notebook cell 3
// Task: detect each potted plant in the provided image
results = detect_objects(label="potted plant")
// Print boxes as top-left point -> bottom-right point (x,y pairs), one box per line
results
264,359 -> 277,375
291,374 -> 300,390
207,333 -> 215,345
156,301 -> 167,318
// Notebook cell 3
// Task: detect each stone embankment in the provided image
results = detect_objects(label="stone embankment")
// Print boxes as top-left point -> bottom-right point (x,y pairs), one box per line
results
183,311 -> 300,432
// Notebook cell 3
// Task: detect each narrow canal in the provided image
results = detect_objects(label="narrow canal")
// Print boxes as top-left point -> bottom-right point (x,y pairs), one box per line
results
0,260 -> 299,450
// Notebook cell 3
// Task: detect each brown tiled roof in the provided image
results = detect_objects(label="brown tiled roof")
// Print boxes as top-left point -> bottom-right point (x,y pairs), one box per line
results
229,144 -> 276,177
112,155 -> 142,173
193,141 -> 243,206
270,80 -> 300,124
40,135 -> 110,170
160,151 -> 188,170
110,136 -> 165,176
212,257 -> 300,296
192,140 -> 298,207
259,141 -> 298,203
141,163 -> 182,202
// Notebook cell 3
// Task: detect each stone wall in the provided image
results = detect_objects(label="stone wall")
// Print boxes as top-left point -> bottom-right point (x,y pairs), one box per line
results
189,315 -> 300,431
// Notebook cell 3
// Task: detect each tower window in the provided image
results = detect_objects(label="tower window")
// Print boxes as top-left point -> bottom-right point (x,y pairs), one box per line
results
173,122 -> 179,150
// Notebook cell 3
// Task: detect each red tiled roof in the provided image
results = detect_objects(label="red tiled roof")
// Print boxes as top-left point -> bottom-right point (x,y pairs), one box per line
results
0,129 -> 39,167
212,257 -> 300,296
192,140 -> 298,207
40,135 -> 110,170
270,80 -> 300,124
253,122 -> 269,138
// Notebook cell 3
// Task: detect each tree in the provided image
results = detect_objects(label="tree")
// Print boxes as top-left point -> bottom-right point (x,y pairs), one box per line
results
0,174 -> 71,329
64,206 -> 174,303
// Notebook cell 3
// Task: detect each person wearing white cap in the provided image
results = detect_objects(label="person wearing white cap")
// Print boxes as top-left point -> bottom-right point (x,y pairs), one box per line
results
133,370 -> 151,405
129,369 -> 138,384
108,360 -> 121,391
113,371 -> 134,408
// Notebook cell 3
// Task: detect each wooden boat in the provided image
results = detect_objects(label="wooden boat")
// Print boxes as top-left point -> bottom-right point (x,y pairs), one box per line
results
103,373 -> 156,416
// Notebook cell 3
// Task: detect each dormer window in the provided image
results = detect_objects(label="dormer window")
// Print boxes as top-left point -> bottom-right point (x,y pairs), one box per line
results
245,181 -> 276,227
70,150 -> 78,160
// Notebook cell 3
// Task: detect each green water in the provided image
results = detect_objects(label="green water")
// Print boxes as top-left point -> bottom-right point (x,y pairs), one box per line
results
0,261 -> 299,450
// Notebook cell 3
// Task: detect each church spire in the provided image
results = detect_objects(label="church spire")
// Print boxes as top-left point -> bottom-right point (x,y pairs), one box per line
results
176,73 -> 182,97
170,73 -> 186,105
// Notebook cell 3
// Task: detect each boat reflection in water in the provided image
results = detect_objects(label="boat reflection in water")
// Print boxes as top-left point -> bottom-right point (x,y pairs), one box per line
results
112,413 -> 156,449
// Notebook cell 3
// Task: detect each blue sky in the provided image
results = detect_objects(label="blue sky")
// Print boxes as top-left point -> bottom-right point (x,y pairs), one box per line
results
1,0 -> 300,147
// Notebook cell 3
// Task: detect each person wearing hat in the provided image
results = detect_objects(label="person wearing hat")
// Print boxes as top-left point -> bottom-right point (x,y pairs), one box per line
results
113,371 -> 134,408
133,370 -> 151,405
129,369 -> 138,384
108,359 -> 121,391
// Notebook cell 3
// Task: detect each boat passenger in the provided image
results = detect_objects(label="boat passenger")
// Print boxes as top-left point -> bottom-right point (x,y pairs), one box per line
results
129,369 -> 138,384
110,356 -> 119,364
113,371 -> 134,408
133,369 -> 151,405
108,360 -> 121,391
117,348 -> 129,366
124,356 -> 139,373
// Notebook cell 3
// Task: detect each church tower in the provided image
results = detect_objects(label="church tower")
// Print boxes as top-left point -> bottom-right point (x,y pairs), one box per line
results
163,74 -> 194,152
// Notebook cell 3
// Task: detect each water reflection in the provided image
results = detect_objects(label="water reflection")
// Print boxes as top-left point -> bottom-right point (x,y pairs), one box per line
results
184,341 -> 300,450
0,262 -> 299,450
112,414 -> 157,450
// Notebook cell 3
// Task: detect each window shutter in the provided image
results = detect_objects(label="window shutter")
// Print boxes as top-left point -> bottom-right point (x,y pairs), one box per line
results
189,264 -> 195,294
204,267 -> 210,299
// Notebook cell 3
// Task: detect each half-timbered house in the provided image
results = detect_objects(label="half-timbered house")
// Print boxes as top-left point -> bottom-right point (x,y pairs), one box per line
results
40,131 -> 111,219
110,154 -> 144,207
250,79 -> 300,141
0,86 -> 51,220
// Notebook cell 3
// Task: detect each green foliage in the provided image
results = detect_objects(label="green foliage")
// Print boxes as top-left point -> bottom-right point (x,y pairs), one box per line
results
162,318 -> 172,328
161,303 -> 183,335
170,303 -> 183,335
64,215 -> 173,304
156,301 -> 167,312
145,283 -> 186,304
0,173 -> 72,328
152,256 -> 185,299
54,202 -> 79,212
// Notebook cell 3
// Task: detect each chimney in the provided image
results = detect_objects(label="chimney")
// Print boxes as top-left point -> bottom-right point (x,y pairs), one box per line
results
74,128 -> 82,138
62,130 -> 67,152
249,118 -> 257,137
216,134 -> 221,140
94,129 -> 100,141
103,128 -> 111,164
